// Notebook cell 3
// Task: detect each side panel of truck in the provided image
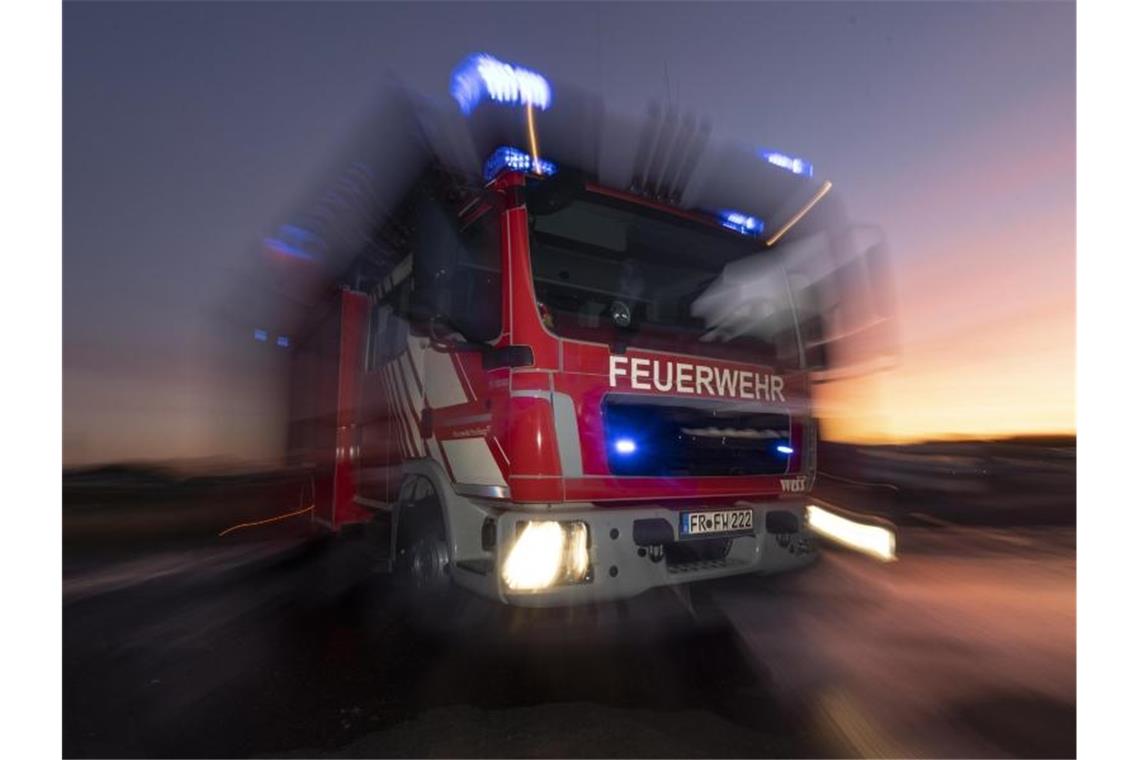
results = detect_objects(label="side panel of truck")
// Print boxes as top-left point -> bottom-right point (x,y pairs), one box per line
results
288,289 -> 371,530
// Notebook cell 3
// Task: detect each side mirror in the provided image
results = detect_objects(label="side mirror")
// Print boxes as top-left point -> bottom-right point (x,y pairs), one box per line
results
526,168 -> 587,216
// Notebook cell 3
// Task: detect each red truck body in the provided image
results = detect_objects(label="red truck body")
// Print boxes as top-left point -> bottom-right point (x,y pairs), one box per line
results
285,152 -> 843,604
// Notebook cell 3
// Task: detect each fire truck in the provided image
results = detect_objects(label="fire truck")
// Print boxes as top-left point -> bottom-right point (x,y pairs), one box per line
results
280,55 -> 884,606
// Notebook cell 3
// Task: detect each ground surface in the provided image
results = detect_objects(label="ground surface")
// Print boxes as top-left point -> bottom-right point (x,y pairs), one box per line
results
62,485 -> 1075,759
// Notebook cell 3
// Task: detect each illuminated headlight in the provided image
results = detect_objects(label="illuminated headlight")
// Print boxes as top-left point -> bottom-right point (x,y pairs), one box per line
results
501,521 -> 591,592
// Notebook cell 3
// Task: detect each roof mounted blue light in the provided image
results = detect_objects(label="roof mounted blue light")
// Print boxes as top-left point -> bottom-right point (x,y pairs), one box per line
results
776,444 -> 794,455
719,210 -> 765,236
484,146 -> 558,182
451,54 -> 552,115
760,149 -> 814,177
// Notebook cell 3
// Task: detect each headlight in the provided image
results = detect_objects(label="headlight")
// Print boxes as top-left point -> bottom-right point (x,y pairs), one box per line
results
501,520 -> 591,591
805,505 -> 896,562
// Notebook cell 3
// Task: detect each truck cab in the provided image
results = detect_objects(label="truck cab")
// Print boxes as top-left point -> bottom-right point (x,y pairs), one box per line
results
286,137 -> 857,606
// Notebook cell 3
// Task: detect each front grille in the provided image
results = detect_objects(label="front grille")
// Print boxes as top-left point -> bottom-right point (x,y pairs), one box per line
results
603,394 -> 792,477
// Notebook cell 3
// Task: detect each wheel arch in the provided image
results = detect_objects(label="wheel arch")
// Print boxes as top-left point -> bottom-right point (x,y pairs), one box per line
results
394,458 -> 503,597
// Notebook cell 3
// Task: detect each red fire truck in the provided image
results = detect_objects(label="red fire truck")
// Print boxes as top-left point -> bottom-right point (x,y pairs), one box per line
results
281,55 -> 878,606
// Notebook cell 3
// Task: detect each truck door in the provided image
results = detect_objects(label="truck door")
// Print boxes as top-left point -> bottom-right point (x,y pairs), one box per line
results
408,194 -> 508,492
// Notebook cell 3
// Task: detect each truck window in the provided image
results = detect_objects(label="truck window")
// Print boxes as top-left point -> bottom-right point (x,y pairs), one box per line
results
528,192 -> 802,368
455,210 -> 502,342
413,198 -> 501,343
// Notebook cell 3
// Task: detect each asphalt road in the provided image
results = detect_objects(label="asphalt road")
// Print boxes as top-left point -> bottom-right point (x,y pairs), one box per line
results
63,507 -> 1075,758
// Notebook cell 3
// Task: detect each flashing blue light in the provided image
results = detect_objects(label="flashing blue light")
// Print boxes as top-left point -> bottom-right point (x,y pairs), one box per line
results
483,146 -> 558,181
253,329 -> 268,342
276,335 -> 290,348
613,438 -> 638,455
776,444 -> 795,455
265,224 -> 322,261
760,149 -> 814,177
719,210 -> 765,236
451,54 -> 552,115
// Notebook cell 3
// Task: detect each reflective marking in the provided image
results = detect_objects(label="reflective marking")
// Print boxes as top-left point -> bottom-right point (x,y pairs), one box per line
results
551,391 -> 583,477
454,483 -> 510,499
387,364 -> 415,458
376,366 -> 404,457
440,438 -> 508,486
405,334 -> 426,390
452,352 -> 476,399
424,348 -> 469,408
510,390 -> 552,399
491,435 -> 511,466
386,363 -> 420,457
389,361 -> 424,456
398,351 -> 424,415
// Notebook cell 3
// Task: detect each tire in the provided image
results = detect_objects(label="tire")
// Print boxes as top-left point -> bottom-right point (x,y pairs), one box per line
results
393,479 -> 453,601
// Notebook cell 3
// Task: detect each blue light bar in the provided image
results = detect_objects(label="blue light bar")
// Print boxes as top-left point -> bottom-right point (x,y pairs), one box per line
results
719,210 -> 765,236
451,54 -> 552,115
760,149 -> 814,177
776,444 -> 795,455
483,146 -> 558,182
253,329 -> 268,342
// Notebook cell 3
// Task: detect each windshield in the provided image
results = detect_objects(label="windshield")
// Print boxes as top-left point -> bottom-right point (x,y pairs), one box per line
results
528,191 -> 805,368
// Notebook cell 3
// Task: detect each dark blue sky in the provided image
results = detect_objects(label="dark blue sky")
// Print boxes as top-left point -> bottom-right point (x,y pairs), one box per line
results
63,1 -> 1074,464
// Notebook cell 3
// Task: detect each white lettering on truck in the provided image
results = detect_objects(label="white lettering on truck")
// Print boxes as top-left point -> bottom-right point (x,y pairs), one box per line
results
610,356 -> 629,387
695,365 -> 714,395
609,356 -> 786,402
630,357 -> 652,389
675,363 -> 694,393
780,476 -> 807,493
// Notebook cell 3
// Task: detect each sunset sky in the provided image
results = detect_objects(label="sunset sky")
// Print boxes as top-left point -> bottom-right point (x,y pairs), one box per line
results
63,1 -> 1074,465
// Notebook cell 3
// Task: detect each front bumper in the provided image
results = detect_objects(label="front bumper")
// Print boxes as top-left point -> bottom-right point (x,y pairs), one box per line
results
453,500 -> 818,607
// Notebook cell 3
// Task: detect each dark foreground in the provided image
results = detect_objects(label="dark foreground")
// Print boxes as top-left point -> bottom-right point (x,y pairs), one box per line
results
63,487 -> 1074,758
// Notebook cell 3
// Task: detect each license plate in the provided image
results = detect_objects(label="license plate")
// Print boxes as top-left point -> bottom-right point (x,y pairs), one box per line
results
679,508 -> 754,537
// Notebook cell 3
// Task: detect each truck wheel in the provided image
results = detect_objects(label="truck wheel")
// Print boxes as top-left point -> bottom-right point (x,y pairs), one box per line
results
394,484 -> 451,596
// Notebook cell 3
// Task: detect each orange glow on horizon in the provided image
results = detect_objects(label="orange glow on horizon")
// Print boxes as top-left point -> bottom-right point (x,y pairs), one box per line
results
817,300 -> 1074,444
822,86 -> 1074,446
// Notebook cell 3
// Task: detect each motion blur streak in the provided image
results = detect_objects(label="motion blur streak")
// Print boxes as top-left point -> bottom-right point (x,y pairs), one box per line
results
526,103 -> 542,173
766,180 -> 833,246
806,504 -> 896,561
216,503 -> 313,537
